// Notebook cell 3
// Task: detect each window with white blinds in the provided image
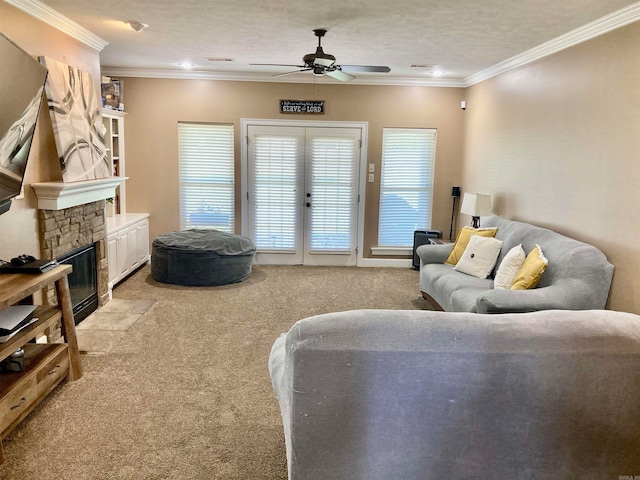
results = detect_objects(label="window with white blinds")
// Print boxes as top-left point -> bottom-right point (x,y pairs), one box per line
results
252,135 -> 301,250
178,123 -> 234,232
378,128 -> 436,247
309,136 -> 355,251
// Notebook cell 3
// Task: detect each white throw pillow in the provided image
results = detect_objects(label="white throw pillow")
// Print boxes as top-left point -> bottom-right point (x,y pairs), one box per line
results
454,235 -> 504,279
494,244 -> 526,289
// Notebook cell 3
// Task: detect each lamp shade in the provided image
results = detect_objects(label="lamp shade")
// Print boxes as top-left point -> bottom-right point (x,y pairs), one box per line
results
460,193 -> 492,217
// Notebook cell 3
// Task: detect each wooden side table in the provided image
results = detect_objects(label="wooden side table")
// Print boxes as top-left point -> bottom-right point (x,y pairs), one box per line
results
0,265 -> 82,464
428,238 -> 453,245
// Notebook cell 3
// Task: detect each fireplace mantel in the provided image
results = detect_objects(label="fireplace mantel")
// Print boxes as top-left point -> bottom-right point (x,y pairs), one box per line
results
31,177 -> 127,210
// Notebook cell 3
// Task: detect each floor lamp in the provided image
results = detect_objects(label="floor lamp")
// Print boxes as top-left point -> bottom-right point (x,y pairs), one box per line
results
449,187 -> 461,240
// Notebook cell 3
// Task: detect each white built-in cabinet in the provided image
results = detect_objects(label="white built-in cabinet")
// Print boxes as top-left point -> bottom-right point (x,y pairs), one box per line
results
106,213 -> 150,293
102,108 -> 150,296
102,109 -> 127,215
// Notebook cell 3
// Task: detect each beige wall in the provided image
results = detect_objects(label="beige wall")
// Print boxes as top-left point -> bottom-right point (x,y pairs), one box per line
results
463,22 -> 640,313
0,3 -> 101,259
5,2 -> 636,312
121,78 -> 465,257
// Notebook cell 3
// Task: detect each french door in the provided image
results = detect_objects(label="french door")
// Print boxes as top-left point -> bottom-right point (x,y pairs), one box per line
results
246,124 -> 361,266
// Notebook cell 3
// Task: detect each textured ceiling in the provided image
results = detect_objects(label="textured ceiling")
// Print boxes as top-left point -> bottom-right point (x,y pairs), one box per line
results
37,0 -> 639,84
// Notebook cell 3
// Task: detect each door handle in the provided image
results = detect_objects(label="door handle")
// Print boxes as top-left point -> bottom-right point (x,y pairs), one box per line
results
306,202 -> 311,207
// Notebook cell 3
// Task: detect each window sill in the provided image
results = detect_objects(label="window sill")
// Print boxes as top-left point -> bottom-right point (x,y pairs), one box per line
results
371,246 -> 412,256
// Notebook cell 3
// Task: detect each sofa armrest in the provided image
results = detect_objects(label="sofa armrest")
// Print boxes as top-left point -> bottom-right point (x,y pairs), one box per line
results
476,279 -> 607,313
416,243 -> 453,265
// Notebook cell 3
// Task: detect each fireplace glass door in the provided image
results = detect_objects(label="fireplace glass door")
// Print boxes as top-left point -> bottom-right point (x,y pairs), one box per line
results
57,243 -> 98,324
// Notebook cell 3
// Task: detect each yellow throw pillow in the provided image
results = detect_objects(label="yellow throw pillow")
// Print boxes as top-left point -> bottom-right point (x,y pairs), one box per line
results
445,226 -> 499,266
510,244 -> 548,290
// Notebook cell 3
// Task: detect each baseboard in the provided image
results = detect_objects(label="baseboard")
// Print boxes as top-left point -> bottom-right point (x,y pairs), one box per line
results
357,257 -> 413,268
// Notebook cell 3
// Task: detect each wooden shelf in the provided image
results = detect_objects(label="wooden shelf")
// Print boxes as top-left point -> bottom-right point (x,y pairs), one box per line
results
103,109 -> 127,215
0,344 -> 68,438
0,265 -> 81,464
0,306 -> 61,359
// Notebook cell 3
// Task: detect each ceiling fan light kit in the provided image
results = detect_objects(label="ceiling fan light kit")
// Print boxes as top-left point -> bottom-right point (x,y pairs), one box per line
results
251,28 -> 390,82
125,20 -> 148,32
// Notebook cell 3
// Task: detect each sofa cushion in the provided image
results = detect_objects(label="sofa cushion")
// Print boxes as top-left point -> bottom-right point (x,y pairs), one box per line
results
445,226 -> 498,266
494,244 -> 526,289
454,235 -> 504,279
511,244 -> 548,290
421,263 -> 494,312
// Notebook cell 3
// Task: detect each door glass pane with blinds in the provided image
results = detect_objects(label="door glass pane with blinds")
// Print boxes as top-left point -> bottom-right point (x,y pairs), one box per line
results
307,132 -> 357,252
178,123 -> 235,232
378,128 -> 436,247
251,132 -> 303,251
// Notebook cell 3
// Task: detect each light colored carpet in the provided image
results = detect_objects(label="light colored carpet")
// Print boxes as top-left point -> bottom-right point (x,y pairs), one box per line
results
1,264 -> 429,479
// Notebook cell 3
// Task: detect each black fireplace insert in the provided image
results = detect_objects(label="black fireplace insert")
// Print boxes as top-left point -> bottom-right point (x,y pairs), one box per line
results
57,243 -> 98,325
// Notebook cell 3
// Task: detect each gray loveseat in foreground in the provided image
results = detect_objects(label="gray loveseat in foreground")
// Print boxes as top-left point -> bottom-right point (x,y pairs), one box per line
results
417,216 -> 614,313
269,309 -> 640,480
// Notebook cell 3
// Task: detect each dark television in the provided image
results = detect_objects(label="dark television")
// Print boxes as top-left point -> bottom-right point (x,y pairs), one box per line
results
0,30 -> 48,216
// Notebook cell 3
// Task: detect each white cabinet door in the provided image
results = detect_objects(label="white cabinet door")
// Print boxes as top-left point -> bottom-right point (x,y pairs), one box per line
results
136,219 -> 150,263
127,223 -> 140,270
116,229 -> 130,279
107,233 -> 119,286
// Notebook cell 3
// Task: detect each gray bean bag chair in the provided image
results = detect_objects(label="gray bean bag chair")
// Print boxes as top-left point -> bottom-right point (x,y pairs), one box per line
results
151,229 -> 256,286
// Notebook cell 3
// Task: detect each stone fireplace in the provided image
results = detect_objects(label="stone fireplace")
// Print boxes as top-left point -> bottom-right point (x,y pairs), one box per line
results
37,200 -> 109,316
31,177 -> 125,338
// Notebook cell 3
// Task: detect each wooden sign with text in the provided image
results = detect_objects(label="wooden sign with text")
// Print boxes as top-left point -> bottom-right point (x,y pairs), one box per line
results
280,100 -> 325,114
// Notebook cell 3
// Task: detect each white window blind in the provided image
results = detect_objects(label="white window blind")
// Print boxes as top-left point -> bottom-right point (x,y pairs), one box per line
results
378,128 -> 436,247
178,123 -> 234,232
252,135 -> 300,250
309,136 -> 355,251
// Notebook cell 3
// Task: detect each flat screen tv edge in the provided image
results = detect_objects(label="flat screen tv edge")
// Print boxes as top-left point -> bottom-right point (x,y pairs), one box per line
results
0,29 -> 48,217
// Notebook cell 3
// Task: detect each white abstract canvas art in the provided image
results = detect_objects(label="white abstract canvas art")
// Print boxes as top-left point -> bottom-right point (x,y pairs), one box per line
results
40,56 -> 110,182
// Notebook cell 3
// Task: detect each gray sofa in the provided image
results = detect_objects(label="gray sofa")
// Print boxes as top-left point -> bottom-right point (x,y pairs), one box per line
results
269,308 -> 640,480
417,216 -> 614,313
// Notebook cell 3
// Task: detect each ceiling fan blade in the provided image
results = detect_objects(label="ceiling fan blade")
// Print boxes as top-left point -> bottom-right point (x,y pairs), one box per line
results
250,63 -> 306,68
325,69 -> 356,82
273,68 -> 312,78
313,58 -> 335,68
340,65 -> 391,73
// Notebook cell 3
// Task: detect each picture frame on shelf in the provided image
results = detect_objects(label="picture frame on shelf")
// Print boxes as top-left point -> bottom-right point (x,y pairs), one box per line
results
101,78 -> 123,111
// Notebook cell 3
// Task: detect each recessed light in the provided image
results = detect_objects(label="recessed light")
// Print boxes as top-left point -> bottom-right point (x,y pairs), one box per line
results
431,69 -> 445,77
125,20 -> 148,32
178,62 -> 195,69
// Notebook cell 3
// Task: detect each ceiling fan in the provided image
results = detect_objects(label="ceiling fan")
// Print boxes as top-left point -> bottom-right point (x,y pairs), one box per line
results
251,29 -> 391,81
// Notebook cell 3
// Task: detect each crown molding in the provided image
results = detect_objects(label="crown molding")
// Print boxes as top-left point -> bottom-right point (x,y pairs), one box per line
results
465,1 -> 640,86
13,0 -> 639,87
100,67 -> 468,87
5,0 -> 108,51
